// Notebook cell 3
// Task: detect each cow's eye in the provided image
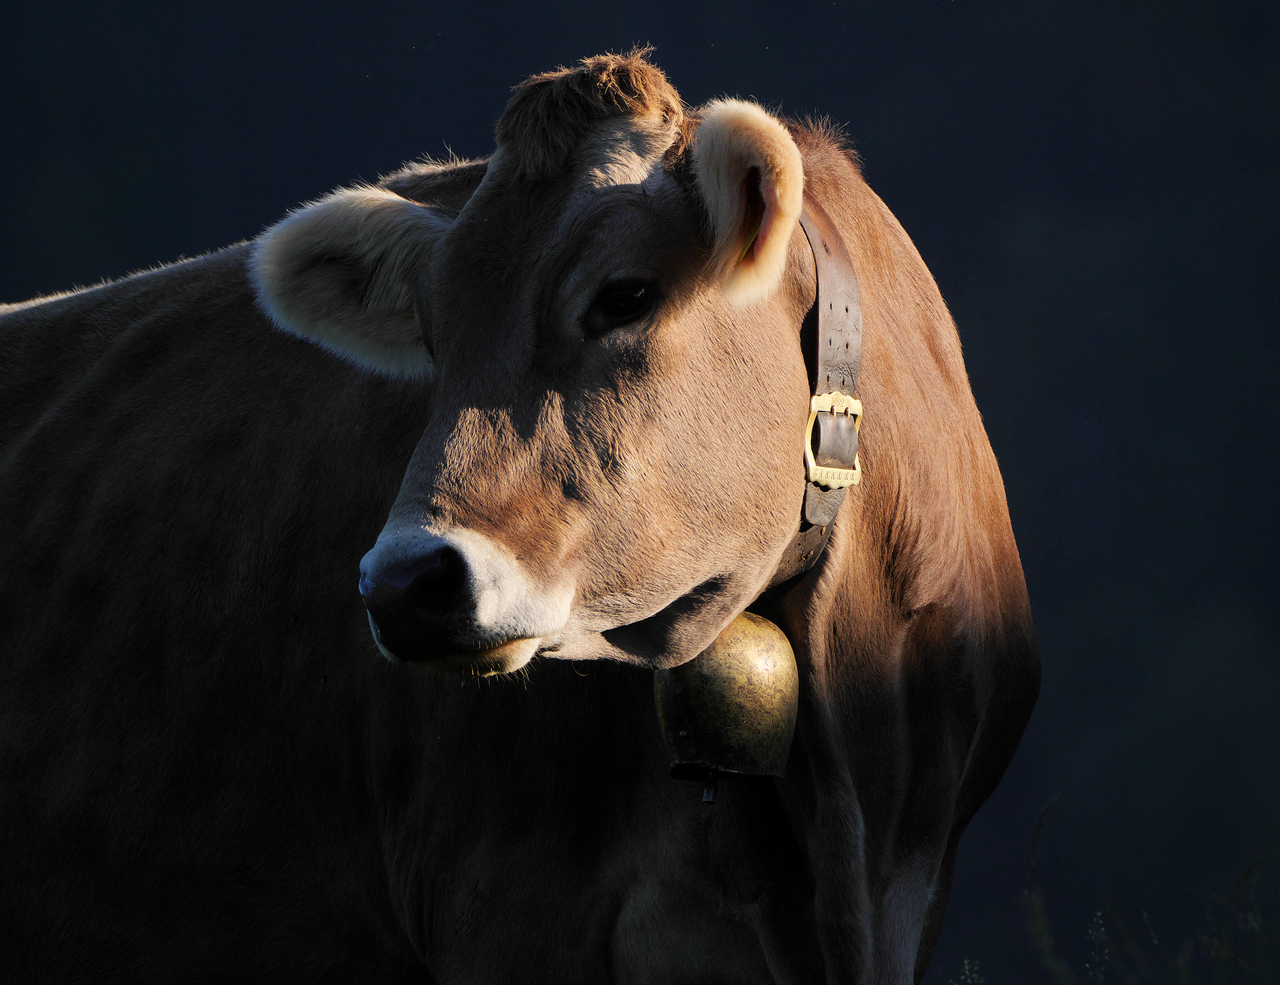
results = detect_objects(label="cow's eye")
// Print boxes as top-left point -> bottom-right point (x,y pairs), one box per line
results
585,278 -> 658,336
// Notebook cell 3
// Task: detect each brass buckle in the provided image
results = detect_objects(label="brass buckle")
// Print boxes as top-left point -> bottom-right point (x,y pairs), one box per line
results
804,393 -> 862,489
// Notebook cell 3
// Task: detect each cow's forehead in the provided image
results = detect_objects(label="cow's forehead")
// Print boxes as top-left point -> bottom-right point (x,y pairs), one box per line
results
443,117 -> 685,279
575,116 -> 678,190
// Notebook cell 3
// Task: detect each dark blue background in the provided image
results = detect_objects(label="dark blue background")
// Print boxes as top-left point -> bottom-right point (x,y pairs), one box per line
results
3,2 -> 1276,980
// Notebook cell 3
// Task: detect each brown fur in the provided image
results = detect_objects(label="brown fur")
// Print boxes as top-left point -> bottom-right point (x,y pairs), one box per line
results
0,52 -> 1038,985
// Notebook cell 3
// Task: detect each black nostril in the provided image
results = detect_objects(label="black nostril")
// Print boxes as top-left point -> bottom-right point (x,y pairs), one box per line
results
406,545 -> 468,614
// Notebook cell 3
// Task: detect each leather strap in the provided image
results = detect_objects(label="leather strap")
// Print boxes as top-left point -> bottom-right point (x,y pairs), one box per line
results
765,202 -> 864,590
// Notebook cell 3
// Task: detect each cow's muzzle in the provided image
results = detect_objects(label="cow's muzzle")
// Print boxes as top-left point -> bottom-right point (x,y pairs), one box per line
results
358,527 -> 570,674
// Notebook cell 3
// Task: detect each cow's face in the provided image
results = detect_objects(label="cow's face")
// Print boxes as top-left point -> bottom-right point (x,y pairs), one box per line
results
253,85 -> 813,675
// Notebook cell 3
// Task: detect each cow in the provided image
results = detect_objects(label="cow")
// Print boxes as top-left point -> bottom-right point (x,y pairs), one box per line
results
0,51 -> 1039,984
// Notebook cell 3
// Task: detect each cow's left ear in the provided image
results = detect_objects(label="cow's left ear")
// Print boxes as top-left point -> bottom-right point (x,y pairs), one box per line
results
693,99 -> 804,306
251,186 -> 443,379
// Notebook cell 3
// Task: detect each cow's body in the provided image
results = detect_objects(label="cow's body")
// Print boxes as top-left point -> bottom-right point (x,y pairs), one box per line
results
0,54 -> 1038,983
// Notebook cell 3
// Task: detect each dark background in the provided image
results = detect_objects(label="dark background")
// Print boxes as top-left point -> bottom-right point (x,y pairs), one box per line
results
2,2 -> 1276,980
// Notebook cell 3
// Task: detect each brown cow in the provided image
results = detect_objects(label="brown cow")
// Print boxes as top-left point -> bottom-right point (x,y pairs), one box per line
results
0,51 -> 1038,983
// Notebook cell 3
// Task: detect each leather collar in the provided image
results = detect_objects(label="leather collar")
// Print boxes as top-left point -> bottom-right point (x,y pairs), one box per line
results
765,200 -> 864,590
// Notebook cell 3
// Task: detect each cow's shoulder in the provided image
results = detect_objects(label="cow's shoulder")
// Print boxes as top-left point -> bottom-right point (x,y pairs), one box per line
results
787,115 -> 1041,810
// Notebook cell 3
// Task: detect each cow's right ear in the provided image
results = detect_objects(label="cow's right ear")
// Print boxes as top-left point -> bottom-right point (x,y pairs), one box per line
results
251,186 -> 443,379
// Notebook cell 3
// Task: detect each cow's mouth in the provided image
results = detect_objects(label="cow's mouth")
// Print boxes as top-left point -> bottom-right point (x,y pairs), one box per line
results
367,612 -> 540,675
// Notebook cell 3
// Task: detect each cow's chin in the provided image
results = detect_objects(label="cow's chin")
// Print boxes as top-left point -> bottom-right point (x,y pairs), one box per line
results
372,631 -> 541,677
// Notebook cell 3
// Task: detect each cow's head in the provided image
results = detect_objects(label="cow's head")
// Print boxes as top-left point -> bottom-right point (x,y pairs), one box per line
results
252,52 -> 816,675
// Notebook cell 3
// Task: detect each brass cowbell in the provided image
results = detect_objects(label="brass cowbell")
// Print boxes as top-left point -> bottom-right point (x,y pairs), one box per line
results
653,612 -> 799,781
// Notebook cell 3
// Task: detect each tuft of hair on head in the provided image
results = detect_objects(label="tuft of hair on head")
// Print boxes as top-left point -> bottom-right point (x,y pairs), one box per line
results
495,47 -> 689,182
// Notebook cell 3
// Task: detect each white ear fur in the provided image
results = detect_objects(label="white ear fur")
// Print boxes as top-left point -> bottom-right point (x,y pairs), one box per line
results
692,99 -> 805,306
251,186 -> 443,379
